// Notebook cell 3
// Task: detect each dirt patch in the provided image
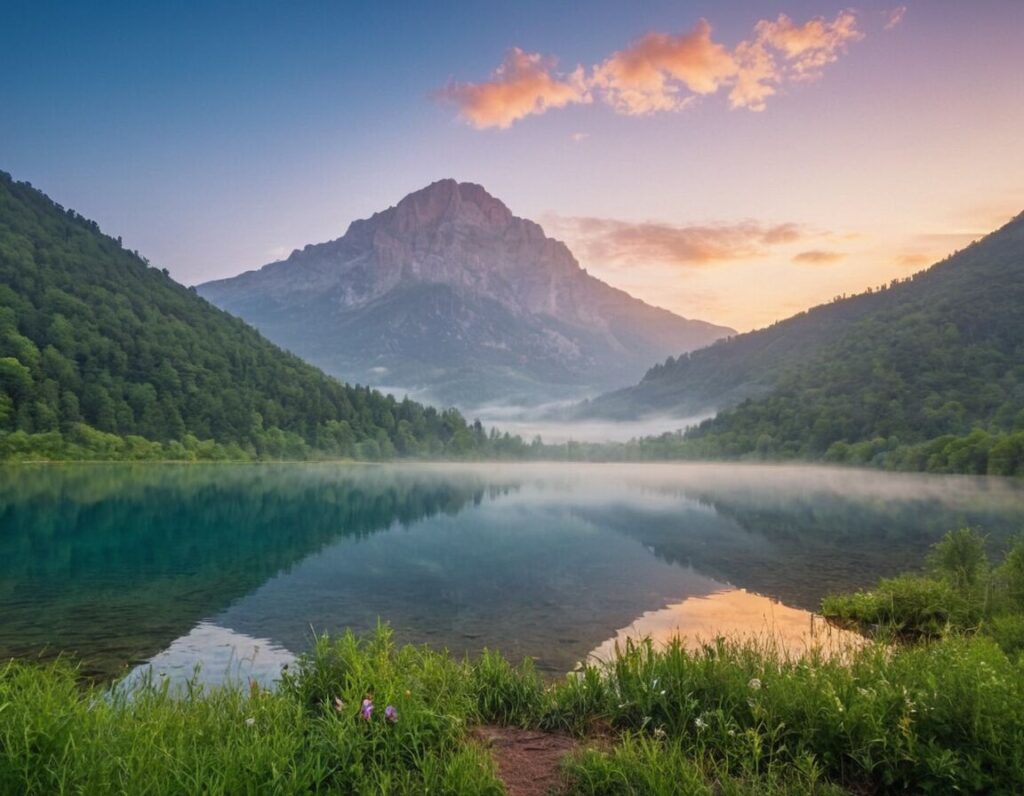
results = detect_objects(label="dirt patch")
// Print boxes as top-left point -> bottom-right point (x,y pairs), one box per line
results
473,726 -> 578,796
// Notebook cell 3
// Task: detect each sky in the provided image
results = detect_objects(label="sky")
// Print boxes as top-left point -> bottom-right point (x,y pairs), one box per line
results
1,0 -> 1022,332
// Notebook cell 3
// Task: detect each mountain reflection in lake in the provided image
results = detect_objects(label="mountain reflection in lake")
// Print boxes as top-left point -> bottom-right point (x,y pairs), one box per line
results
1,462 -> 1022,681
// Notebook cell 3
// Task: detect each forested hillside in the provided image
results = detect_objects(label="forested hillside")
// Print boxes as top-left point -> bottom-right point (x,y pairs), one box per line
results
0,171 -> 526,460
626,213 -> 1024,474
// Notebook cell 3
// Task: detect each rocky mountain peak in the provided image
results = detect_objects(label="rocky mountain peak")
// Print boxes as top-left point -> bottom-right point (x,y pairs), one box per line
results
198,180 -> 734,408
351,179 -> 518,241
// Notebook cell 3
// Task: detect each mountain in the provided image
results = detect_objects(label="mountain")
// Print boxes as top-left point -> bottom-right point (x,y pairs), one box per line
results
0,170 -> 520,461
586,212 -> 1024,475
198,179 -> 733,408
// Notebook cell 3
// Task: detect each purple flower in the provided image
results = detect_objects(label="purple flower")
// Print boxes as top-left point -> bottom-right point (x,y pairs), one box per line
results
360,698 -> 374,721
384,705 -> 398,723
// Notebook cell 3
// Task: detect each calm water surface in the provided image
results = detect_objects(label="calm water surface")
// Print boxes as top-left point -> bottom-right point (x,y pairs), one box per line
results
1,462 -> 1022,683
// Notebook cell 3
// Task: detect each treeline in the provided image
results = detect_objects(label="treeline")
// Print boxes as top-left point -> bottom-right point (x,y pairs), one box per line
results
0,170 -> 534,461
628,217 -> 1024,475
0,420 -> 534,462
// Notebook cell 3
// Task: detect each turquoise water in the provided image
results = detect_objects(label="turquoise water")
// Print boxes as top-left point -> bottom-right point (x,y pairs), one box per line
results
2,462 -> 1022,682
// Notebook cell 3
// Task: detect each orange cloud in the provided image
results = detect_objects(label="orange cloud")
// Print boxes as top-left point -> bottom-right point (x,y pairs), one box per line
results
441,11 -> 864,127
731,11 -> 863,109
546,216 -> 806,268
438,48 -> 589,129
896,253 -> 932,268
793,249 -> 845,264
592,20 -> 738,115
755,12 -> 863,80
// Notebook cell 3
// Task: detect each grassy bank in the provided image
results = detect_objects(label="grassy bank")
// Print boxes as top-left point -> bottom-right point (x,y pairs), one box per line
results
2,623 -> 1022,794
821,529 -> 1024,655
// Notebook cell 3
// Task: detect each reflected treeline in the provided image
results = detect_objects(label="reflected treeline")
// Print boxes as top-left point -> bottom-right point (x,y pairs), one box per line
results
603,483 -> 1024,609
0,464 -> 509,677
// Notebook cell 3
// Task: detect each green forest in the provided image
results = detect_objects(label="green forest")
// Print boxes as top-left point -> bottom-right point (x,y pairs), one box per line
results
601,213 -> 1024,475
0,171 -> 530,461
2,167 -> 1022,474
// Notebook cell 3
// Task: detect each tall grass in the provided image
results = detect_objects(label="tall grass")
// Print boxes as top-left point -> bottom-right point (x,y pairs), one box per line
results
1,625 -> 1021,793
0,627 -> 503,795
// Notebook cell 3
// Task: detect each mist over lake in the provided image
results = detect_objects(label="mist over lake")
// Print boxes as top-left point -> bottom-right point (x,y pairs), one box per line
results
3,462 -> 1021,684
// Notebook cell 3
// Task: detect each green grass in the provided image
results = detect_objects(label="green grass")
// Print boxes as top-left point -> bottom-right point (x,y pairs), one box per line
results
821,529 -> 1024,655
2,624 -> 1023,794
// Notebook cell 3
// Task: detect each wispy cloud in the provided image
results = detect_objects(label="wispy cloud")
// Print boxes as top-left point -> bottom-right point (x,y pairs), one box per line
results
884,6 -> 908,31
545,215 -> 807,268
896,252 -> 931,268
793,249 -> 844,264
437,48 -> 589,129
440,11 -> 864,127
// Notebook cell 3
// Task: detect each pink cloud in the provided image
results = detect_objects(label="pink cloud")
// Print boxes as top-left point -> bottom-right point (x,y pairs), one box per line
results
793,249 -> 845,264
546,215 -> 807,268
592,20 -> 738,115
440,11 -> 864,127
437,48 -> 589,129
884,6 -> 908,31
754,12 -> 863,80
731,11 -> 864,109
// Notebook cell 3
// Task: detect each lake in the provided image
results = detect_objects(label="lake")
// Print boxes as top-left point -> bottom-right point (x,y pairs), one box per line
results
2,462 -> 1022,684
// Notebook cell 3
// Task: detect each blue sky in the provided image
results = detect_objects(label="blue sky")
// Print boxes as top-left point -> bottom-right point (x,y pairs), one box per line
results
2,1 -> 1022,329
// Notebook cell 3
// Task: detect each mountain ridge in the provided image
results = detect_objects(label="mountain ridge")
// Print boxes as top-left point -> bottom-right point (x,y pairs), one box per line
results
199,179 -> 734,407
581,211 -> 1024,421
586,211 -> 1024,474
0,170 -> 519,461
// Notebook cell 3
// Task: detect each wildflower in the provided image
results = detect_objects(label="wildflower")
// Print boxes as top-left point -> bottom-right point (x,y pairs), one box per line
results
653,726 -> 667,740
727,729 -> 736,737
404,689 -> 411,698
659,690 -> 666,696
694,717 -> 707,731
748,678 -> 762,690
361,697 -> 374,721
384,705 -> 398,723
333,697 -> 346,712
245,717 -> 256,727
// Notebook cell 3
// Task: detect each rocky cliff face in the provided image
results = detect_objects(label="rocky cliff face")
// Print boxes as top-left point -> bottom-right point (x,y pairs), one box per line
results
199,180 -> 733,408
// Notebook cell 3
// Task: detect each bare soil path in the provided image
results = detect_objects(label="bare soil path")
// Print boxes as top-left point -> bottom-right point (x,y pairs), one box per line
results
473,726 -> 579,796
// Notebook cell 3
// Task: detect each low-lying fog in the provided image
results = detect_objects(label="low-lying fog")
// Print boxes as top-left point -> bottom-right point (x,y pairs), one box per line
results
470,402 -> 713,444
374,385 -> 710,444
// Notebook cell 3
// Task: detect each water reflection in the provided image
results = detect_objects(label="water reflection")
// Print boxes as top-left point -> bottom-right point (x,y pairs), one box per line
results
1,462 -> 1021,681
587,588 -> 863,667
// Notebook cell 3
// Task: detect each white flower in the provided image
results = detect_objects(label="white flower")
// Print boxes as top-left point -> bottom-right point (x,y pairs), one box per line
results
245,717 -> 256,727
748,678 -> 762,690
653,726 -> 667,739
694,717 -> 707,731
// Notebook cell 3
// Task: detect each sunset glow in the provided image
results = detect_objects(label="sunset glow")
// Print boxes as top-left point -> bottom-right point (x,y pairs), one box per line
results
2,0 -> 1021,331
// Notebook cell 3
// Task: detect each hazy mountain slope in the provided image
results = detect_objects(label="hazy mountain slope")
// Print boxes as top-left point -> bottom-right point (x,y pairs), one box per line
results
584,213 -> 1024,422
0,170 -> 501,460
198,180 -> 733,407
614,212 -> 1024,474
